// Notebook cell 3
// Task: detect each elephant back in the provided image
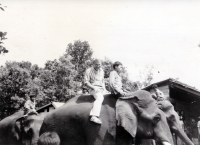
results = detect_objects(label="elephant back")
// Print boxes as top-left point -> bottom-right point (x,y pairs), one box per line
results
40,94 -> 118,144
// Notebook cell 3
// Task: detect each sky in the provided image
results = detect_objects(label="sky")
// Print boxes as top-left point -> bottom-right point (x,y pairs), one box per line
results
1,0 -> 200,89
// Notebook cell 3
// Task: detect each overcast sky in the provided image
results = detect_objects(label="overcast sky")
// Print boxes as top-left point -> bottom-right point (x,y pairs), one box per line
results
1,0 -> 200,89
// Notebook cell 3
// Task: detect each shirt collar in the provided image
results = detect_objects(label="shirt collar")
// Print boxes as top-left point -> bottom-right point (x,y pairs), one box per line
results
92,67 -> 101,73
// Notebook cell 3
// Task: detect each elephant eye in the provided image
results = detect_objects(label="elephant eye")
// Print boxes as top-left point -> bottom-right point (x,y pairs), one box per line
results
153,114 -> 161,123
169,115 -> 175,121
155,116 -> 160,121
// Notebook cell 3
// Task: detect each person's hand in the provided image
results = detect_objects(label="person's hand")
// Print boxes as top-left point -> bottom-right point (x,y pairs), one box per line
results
120,91 -> 127,97
92,86 -> 99,93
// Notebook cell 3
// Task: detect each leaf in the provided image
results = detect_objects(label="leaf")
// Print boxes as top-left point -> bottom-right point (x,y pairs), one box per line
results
0,7 -> 4,11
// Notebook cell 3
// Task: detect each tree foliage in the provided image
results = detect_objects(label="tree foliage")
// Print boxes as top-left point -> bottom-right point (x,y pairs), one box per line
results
0,61 -> 39,118
66,40 -> 93,82
0,31 -> 8,54
0,4 -> 6,11
0,4 -> 8,54
137,65 -> 154,88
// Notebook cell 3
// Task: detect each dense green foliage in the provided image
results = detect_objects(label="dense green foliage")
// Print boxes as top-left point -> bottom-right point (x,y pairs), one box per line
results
0,40 -> 153,119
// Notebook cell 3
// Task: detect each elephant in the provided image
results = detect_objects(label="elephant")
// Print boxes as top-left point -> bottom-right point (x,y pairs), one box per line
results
39,90 -> 174,145
157,100 -> 194,145
0,111 -> 47,145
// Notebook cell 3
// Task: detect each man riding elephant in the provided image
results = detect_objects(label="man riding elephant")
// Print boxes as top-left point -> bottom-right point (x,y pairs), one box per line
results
109,61 -> 129,97
84,59 -> 107,124
24,91 -> 38,117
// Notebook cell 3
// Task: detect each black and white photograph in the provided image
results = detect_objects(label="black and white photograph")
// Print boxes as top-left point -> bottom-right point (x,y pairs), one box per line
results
0,0 -> 200,145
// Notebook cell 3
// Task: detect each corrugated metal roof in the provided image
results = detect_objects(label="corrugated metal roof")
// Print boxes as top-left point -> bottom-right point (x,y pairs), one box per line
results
143,78 -> 200,94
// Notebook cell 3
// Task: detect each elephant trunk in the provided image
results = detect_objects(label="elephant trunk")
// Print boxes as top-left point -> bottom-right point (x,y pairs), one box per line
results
175,129 -> 194,145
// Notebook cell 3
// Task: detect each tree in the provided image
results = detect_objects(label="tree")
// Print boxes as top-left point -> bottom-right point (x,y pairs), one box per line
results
137,65 -> 154,88
37,56 -> 79,105
0,61 -> 41,119
0,4 -> 6,11
0,32 -> 8,54
0,4 -> 8,54
66,40 -> 93,82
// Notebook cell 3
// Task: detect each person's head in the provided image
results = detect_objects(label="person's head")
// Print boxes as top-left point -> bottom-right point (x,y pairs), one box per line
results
113,61 -> 123,73
92,59 -> 102,71
198,116 -> 200,120
29,92 -> 36,101
152,84 -> 158,91
38,132 -> 60,145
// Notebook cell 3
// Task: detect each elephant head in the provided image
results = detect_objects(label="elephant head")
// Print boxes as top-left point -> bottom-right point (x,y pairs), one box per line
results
116,90 -> 174,145
0,111 -> 46,145
157,100 -> 194,145
14,112 -> 47,145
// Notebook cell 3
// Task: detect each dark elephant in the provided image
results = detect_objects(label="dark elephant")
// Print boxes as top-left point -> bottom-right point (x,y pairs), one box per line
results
157,100 -> 194,145
0,111 -> 47,145
39,90 -> 173,145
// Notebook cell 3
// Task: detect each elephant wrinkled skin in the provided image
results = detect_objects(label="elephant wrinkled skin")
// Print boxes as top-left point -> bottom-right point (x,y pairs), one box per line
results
0,111 -> 47,145
39,90 -> 173,145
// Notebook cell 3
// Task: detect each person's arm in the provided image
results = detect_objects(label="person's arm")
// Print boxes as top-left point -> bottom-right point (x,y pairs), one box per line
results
109,72 -> 124,95
32,98 -> 36,110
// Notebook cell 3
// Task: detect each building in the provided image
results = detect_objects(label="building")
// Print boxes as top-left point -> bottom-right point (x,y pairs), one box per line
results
37,102 -> 65,113
143,78 -> 200,142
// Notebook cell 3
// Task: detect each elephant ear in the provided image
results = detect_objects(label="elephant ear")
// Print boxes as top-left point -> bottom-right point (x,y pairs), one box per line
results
116,98 -> 138,138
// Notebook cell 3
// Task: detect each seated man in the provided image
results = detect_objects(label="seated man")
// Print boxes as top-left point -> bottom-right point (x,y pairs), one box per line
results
84,59 -> 106,124
109,61 -> 127,97
152,84 -> 166,101
24,92 -> 38,117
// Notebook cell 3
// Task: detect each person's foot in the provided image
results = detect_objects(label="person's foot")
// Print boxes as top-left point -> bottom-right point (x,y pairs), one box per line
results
90,116 -> 102,124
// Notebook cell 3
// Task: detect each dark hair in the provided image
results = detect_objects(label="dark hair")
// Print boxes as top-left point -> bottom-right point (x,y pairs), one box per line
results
113,61 -> 122,69
38,132 -> 60,145
152,84 -> 158,89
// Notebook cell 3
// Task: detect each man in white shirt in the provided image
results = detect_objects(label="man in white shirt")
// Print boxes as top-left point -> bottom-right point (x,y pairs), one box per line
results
84,59 -> 106,124
109,61 -> 127,97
